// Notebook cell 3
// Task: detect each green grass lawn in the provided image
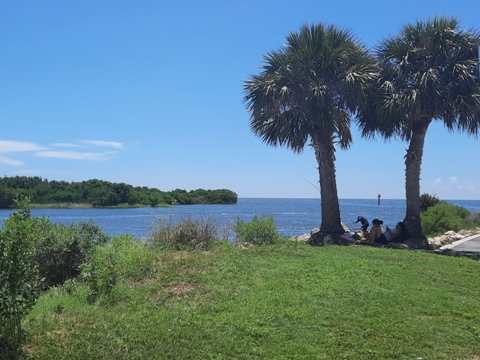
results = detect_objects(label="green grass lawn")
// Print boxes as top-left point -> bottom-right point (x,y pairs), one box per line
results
24,242 -> 480,359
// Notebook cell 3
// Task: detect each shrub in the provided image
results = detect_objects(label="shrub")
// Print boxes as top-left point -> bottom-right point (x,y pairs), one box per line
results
233,215 -> 286,246
82,235 -> 158,304
82,246 -> 118,305
32,219 -> 110,288
0,197 -> 110,356
0,197 -> 41,358
419,193 -> 442,212
109,234 -> 157,280
464,211 -> 480,230
421,202 -> 470,237
149,216 -> 221,251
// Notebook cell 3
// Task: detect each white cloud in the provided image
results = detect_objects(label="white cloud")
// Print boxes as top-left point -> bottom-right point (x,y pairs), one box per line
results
0,155 -> 24,166
457,183 -> 477,191
0,140 -> 46,153
0,139 -> 124,167
50,143 -> 81,148
450,176 -> 458,183
431,178 -> 442,186
80,140 -> 124,149
36,150 -> 116,161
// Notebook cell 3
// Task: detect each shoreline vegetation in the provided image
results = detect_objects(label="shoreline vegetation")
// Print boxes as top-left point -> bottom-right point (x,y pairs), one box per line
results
0,176 -> 237,209
0,202 -> 479,359
27,202 -> 172,209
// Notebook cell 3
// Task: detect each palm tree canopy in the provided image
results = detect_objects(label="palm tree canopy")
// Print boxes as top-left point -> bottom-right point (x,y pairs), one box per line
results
244,23 -> 376,152
360,16 -> 480,140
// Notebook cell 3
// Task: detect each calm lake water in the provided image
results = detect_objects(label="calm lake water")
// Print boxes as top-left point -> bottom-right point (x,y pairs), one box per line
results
1,198 -> 480,239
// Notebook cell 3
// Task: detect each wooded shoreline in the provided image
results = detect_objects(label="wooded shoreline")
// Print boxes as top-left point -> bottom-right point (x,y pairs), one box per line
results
0,176 -> 237,208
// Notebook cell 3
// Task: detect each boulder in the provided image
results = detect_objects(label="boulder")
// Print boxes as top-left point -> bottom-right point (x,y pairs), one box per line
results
427,230 -> 474,248
308,230 -> 355,246
308,228 -> 322,246
323,235 -> 334,245
292,233 -> 311,242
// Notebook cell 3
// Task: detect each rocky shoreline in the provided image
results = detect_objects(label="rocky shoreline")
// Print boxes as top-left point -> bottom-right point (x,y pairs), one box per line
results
426,229 -> 480,247
292,225 -> 480,251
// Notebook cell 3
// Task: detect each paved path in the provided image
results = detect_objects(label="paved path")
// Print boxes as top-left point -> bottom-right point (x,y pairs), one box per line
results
439,234 -> 480,253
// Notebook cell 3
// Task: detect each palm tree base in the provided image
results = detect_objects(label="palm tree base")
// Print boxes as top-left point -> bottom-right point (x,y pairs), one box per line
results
402,238 -> 429,250
308,229 -> 350,246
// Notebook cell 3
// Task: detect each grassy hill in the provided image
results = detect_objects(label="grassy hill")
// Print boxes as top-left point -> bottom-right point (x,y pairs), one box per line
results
24,241 -> 480,359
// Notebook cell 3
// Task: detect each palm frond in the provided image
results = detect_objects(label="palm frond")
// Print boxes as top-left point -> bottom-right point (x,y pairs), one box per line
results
364,16 -> 480,140
244,22 -> 376,152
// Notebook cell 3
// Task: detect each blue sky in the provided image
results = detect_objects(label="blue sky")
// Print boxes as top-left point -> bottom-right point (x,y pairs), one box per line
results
1,0 -> 479,200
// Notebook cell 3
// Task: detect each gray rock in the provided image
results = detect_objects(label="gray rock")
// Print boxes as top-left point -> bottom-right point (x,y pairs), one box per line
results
323,235 -> 334,245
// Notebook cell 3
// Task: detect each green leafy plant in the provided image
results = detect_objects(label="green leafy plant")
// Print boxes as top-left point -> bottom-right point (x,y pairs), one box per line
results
82,247 -> 118,305
233,215 -> 286,245
419,193 -> 442,212
463,211 -> 480,230
0,196 -> 41,358
82,235 -> 157,304
32,219 -> 109,288
421,202 -> 470,237
108,234 -> 157,281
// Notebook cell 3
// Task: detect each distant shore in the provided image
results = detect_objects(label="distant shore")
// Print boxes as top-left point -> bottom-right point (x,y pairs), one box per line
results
27,202 -> 172,209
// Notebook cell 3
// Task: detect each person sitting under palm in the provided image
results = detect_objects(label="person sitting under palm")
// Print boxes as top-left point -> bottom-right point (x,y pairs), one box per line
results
385,222 -> 410,243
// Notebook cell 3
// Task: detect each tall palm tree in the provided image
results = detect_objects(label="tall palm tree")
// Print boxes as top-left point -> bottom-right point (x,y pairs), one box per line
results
358,17 -> 480,246
244,24 -> 376,239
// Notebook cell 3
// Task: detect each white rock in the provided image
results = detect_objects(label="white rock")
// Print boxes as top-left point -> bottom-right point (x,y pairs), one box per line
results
294,233 -> 310,242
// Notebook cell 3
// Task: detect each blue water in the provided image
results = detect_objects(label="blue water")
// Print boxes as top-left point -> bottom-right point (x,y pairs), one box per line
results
1,198 -> 479,238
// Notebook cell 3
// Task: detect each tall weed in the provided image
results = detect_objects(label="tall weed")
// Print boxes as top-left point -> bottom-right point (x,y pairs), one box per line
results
149,216 -> 221,250
82,247 -> 118,305
110,235 -> 157,280
82,235 -> 157,304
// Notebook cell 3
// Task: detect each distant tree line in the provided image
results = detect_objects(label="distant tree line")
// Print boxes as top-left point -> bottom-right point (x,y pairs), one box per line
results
0,176 -> 237,208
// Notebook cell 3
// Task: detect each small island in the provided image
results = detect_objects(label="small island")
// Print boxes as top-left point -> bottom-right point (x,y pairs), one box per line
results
0,176 -> 237,208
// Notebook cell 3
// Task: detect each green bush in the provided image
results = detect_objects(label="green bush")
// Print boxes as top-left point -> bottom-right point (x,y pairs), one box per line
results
0,197 -> 110,356
421,202 -> 470,237
0,197 -> 41,358
32,219 -> 110,288
82,247 -> 118,305
464,211 -> 480,230
149,216 -> 221,251
233,215 -> 286,246
109,235 -> 157,280
419,193 -> 442,212
82,235 -> 158,304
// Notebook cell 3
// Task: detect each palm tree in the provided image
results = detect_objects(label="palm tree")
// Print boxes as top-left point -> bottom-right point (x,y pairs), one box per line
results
244,23 -> 376,240
358,17 -> 480,246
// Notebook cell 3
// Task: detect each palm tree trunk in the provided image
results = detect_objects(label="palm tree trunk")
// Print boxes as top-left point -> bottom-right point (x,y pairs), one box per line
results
405,119 -> 430,247
313,136 -> 344,235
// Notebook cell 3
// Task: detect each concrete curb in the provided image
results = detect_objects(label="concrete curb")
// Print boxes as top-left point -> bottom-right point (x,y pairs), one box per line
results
439,233 -> 480,251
